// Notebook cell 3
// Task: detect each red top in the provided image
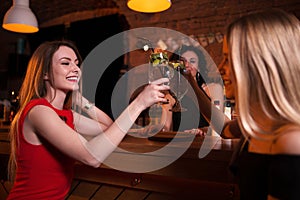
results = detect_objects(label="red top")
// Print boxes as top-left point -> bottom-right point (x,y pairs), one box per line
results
7,98 -> 75,200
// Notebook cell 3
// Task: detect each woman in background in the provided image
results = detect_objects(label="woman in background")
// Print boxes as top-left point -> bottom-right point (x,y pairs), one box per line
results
178,45 -> 224,110
170,45 -> 224,132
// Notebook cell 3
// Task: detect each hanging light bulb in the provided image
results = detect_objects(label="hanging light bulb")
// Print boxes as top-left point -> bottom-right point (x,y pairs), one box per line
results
2,0 -> 38,33
127,0 -> 172,13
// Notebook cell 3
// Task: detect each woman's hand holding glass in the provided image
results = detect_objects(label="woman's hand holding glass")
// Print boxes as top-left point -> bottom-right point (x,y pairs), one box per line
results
135,78 -> 170,110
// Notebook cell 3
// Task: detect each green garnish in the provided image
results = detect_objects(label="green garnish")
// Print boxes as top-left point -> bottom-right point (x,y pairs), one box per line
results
149,51 -> 186,70
168,61 -> 185,69
150,52 -> 169,66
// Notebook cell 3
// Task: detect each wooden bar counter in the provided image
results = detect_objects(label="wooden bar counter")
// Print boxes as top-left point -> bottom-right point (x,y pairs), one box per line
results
0,127 -> 240,200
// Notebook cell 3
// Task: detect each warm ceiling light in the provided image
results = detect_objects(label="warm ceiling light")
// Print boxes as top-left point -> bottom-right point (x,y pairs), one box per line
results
127,0 -> 171,13
2,0 -> 38,33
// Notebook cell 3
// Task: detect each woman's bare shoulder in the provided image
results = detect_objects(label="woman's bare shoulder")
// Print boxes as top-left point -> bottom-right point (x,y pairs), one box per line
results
273,126 -> 300,155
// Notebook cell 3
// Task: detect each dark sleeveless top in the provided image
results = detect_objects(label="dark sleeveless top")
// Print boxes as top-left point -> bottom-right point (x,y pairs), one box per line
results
235,140 -> 300,200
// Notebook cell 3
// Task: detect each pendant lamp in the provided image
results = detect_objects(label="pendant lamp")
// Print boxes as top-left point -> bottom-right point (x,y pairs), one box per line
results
127,0 -> 171,13
2,0 -> 38,33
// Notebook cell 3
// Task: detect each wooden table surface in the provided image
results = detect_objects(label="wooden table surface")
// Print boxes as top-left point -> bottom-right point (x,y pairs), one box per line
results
0,126 -> 241,199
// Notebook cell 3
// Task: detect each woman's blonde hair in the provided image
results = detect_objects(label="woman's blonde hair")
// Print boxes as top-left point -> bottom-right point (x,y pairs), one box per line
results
227,9 -> 300,140
8,40 -> 82,181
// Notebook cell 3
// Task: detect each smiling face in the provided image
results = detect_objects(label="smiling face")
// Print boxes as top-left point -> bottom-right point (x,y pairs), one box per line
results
45,46 -> 81,93
218,38 -> 235,99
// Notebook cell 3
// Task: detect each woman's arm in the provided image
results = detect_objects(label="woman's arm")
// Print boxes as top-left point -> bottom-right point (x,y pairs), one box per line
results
205,83 -> 225,112
73,95 -> 113,136
28,78 -> 170,168
185,72 -> 230,135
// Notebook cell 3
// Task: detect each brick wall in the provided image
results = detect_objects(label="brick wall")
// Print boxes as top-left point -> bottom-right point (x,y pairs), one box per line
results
3,0 -> 298,67
0,0 -> 300,98
114,0 -> 300,66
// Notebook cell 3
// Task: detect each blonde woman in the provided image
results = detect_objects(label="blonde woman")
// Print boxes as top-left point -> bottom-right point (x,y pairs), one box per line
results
7,40 -> 169,199
227,9 -> 300,199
